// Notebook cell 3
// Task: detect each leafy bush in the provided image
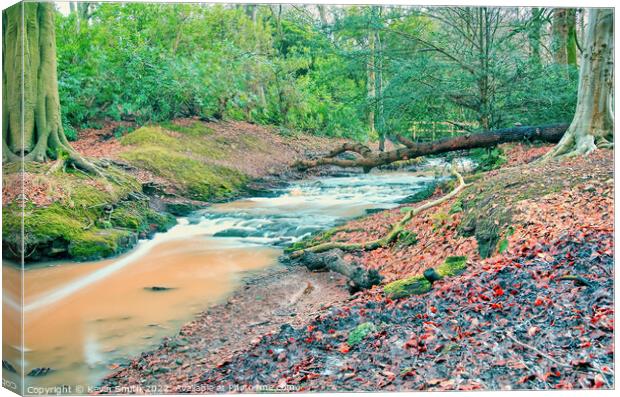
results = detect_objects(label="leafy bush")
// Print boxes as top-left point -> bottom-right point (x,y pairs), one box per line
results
55,4 -> 577,142
470,147 -> 508,171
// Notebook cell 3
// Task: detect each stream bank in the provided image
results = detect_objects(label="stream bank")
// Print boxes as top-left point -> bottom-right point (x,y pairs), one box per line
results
2,119 -> 344,263
3,165 -> 443,392
100,145 -> 614,392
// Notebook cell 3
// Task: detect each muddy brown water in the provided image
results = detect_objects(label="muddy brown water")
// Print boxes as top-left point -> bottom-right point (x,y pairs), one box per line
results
2,170 -> 442,392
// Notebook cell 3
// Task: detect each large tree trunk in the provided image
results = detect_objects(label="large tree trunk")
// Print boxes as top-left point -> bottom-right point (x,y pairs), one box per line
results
552,8 -> 578,66
295,124 -> 568,172
545,9 -> 613,158
2,2 -> 101,173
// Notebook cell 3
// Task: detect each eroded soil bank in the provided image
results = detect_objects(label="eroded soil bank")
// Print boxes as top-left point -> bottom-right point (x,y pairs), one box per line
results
100,145 -> 614,392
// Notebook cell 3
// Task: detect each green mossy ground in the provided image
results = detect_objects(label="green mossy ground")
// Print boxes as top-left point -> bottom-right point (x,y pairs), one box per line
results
119,125 -> 248,201
2,164 -> 176,263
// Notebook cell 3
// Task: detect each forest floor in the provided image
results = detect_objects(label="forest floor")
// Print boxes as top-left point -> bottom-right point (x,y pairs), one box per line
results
99,145 -> 614,392
2,118 -> 342,262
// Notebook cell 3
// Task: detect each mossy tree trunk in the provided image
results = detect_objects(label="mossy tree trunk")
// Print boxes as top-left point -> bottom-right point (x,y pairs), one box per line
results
545,9 -> 614,158
527,8 -> 545,68
2,2 -> 97,172
552,8 -> 570,65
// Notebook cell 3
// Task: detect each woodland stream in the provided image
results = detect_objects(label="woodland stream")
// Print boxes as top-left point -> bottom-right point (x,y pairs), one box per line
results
3,168 -> 446,390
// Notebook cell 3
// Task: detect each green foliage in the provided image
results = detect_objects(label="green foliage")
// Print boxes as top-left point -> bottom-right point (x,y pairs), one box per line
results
470,147 -> 507,171
55,4 -> 577,142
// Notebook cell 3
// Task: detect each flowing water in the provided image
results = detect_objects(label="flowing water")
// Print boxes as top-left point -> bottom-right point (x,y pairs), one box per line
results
2,170 -> 440,392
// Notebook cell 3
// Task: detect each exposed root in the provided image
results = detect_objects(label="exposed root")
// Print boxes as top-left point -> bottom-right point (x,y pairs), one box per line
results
541,132 -> 599,162
46,157 -> 66,175
290,166 -> 467,258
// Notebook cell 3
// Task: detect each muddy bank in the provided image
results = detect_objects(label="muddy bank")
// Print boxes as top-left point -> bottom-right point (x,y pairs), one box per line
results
98,265 -> 351,394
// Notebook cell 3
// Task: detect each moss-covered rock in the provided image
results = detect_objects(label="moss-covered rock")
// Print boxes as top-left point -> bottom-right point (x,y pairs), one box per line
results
2,164 -> 176,263
436,256 -> 468,277
68,229 -> 137,260
347,322 -> 376,346
384,275 -> 432,299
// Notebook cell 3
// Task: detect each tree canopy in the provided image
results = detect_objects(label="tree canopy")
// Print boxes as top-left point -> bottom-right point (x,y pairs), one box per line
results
53,3 -> 580,142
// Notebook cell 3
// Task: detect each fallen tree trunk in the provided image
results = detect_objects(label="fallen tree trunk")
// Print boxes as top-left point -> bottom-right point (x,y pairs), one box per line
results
295,123 -> 568,172
297,249 -> 382,292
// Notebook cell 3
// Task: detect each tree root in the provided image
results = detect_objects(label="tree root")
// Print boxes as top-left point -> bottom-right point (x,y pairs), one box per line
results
540,132 -> 600,162
290,166 -> 467,258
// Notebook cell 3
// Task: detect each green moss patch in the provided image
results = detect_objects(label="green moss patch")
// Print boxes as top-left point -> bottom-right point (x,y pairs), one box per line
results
384,275 -> 432,299
437,256 -> 468,277
2,166 -> 176,263
347,322 -> 376,346
68,229 -> 136,260
397,230 -> 418,247
119,124 -> 257,201
160,121 -> 214,137
120,126 -> 180,148
119,147 -> 246,201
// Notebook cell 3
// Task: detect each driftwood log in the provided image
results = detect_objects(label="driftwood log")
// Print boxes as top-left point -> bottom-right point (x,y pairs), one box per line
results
297,249 -> 382,292
294,123 -> 568,172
